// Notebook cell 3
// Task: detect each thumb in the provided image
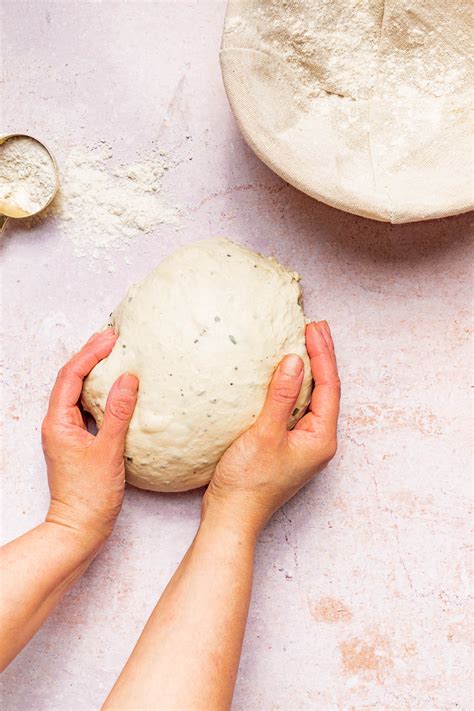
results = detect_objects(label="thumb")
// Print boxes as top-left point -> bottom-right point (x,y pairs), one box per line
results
98,373 -> 139,450
257,354 -> 304,435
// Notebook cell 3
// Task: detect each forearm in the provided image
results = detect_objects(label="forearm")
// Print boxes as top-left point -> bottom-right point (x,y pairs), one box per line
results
0,522 -> 101,670
104,513 -> 258,711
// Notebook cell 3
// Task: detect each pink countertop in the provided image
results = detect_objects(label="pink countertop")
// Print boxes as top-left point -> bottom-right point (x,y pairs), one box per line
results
1,2 -> 471,709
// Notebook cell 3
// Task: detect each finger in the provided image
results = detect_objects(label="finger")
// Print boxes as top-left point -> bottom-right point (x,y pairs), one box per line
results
256,354 -> 304,436
303,321 -> 340,430
319,320 -> 334,351
98,373 -> 139,451
48,329 -> 118,414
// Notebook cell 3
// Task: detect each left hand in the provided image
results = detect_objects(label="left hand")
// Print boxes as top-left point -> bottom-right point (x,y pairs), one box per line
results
42,329 -> 139,549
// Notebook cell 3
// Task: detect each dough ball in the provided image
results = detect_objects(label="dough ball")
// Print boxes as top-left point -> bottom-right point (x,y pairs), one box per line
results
82,238 -> 312,492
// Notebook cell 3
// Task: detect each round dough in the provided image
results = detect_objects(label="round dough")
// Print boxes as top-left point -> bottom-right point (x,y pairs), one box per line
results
220,0 -> 473,223
82,238 -> 312,492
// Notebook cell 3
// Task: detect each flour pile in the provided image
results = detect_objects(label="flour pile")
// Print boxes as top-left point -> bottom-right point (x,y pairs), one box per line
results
0,136 -> 57,217
54,142 -> 180,262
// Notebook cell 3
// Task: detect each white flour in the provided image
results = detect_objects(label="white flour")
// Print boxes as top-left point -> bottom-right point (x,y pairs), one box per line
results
0,136 -> 57,216
224,1 -> 469,102
53,142 -> 180,267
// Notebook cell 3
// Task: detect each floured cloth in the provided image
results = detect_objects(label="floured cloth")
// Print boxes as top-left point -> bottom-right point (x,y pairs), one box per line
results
220,0 -> 472,223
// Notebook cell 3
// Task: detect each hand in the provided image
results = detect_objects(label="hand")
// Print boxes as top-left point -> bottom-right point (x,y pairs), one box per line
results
203,321 -> 340,536
42,329 -> 139,550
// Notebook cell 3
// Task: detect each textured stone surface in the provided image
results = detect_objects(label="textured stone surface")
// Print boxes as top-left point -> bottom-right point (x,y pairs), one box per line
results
1,2 -> 471,709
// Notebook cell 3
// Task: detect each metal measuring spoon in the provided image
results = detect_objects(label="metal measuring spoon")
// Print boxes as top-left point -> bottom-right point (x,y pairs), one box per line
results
0,134 -> 60,232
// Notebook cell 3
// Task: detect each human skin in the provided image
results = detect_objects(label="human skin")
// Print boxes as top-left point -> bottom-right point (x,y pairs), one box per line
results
103,320 -> 340,711
0,329 -> 139,671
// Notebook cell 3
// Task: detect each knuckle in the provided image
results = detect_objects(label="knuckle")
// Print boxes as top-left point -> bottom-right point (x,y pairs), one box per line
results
322,437 -> 338,462
272,385 -> 299,404
56,364 -> 71,382
41,417 -> 51,440
254,423 -> 276,448
108,396 -> 132,421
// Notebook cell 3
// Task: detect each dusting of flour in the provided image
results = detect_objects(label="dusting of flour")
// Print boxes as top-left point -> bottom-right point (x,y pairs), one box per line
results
54,142 -> 180,266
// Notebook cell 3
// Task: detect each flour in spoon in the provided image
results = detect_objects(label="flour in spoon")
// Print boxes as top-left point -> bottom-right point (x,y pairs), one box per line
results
0,136 -> 57,217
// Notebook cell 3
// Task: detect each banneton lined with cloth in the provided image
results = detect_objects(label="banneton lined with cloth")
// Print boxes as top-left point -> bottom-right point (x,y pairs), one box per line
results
221,0 -> 472,223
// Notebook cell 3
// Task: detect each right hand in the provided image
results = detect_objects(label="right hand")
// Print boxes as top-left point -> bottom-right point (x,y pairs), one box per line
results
42,329 -> 139,550
203,321 -> 341,536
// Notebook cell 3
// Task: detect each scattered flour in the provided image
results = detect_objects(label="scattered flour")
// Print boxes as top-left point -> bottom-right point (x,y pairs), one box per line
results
0,136 -> 57,217
53,142 -> 180,265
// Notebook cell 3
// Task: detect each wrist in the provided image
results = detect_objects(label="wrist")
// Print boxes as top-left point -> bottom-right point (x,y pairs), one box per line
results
200,491 -> 263,545
40,520 -> 104,568
45,505 -> 112,558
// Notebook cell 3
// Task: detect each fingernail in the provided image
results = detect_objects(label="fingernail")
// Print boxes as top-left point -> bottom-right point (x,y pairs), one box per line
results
321,320 -> 331,334
281,354 -> 303,377
118,373 -> 138,394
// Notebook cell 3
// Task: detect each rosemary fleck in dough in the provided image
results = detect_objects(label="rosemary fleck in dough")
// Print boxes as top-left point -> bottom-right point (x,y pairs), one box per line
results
82,238 -> 312,492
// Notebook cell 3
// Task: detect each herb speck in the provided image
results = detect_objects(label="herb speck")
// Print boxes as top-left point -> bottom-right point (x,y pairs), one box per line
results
229,335 -> 237,345
214,316 -> 221,322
